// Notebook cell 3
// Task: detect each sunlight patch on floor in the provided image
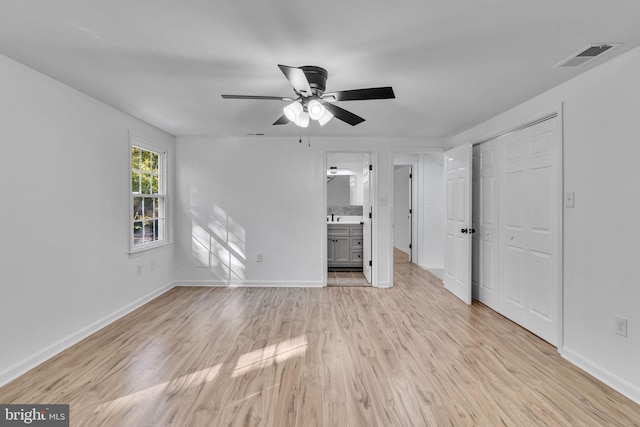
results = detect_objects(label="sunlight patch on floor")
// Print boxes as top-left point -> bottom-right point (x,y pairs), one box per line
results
232,336 -> 308,378
97,363 -> 222,412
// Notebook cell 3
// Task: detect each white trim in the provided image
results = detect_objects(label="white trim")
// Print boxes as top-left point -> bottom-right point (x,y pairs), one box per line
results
472,112 -> 559,145
175,280 -> 324,288
128,241 -> 174,258
562,347 -> 640,405
0,281 -> 175,387
556,104 -> 565,352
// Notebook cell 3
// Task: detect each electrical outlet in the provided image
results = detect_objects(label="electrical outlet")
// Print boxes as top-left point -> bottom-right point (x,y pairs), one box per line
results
137,264 -> 143,276
615,316 -> 627,337
256,253 -> 263,262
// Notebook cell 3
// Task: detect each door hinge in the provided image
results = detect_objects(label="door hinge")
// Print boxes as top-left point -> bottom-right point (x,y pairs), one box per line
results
409,173 -> 412,179
369,164 -> 373,171
409,244 -> 412,249
369,260 -> 372,267
369,212 -> 372,219
409,209 -> 412,214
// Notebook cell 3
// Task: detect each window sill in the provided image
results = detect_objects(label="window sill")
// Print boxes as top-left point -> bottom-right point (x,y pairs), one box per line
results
129,241 -> 173,258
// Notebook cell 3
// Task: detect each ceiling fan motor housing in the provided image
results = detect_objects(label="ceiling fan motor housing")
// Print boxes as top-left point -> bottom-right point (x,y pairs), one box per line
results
300,66 -> 328,96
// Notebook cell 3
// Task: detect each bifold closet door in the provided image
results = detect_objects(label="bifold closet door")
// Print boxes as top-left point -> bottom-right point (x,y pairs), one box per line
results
444,144 -> 473,305
472,140 -> 501,311
500,118 -> 559,345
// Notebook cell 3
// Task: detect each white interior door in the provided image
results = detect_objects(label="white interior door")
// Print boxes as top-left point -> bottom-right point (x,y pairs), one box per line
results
500,118 -> 559,345
444,144 -> 473,304
472,141 -> 501,310
362,154 -> 372,284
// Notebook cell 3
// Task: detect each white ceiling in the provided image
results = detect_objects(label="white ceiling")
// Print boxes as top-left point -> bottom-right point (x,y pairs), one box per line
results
2,1 -> 640,139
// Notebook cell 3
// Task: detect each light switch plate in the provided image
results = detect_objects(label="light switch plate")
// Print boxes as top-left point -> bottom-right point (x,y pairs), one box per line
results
615,316 -> 627,337
565,192 -> 575,208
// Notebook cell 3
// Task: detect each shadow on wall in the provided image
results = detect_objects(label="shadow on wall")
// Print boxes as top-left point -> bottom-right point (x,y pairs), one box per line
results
190,187 -> 246,283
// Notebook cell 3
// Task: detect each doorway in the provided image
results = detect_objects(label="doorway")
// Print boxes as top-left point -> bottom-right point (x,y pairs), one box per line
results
393,165 -> 413,262
389,151 -> 446,284
325,151 -> 374,286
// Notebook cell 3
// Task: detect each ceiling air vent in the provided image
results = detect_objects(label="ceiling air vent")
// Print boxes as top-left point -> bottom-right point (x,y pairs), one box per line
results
554,43 -> 620,68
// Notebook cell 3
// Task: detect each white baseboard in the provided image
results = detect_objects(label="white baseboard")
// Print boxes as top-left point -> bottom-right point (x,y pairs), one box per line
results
375,282 -> 392,288
417,264 -> 444,280
175,280 -> 324,288
561,346 -> 640,405
0,281 -> 175,387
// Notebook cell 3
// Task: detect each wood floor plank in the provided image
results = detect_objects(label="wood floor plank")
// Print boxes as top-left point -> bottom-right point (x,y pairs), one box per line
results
1,252 -> 640,426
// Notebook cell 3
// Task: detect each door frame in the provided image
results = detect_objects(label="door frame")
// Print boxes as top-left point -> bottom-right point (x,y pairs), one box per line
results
469,105 -> 564,349
392,163 -> 416,262
323,149 -> 378,287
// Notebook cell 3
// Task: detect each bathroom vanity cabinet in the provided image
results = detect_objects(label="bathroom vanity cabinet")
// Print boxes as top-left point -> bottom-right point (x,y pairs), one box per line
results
328,224 -> 363,270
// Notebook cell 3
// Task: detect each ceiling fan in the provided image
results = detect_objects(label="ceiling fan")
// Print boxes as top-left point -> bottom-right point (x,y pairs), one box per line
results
221,65 -> 395,127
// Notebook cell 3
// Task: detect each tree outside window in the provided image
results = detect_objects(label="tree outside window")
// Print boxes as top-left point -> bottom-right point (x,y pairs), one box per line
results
131,144 -> 166,248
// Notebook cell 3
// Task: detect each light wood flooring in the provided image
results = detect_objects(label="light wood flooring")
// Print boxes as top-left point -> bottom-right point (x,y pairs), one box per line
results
1,253 -> 639,426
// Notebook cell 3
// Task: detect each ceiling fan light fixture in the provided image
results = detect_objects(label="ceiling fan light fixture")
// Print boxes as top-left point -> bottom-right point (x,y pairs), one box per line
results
283,101 -> 303,122
317,109 -> 333,126
295,111 -> 310,128
308,99 -> 326,120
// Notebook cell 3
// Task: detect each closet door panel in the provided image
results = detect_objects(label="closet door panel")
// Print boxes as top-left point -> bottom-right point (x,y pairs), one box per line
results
472,142 -> 501,310
498,118 -> 559,345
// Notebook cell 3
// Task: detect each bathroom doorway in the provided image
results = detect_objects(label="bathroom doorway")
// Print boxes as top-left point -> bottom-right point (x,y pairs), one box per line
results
325,151 -> 374,286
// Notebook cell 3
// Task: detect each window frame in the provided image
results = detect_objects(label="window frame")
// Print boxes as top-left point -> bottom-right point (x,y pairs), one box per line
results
129,134 -> 170,254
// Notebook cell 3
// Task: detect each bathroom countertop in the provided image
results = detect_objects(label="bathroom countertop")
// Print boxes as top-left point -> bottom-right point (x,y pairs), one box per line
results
327,216 -> 364,225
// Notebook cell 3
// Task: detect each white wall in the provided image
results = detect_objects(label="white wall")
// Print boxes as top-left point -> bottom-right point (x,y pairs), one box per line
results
393,165 -> 412,254
175,137 -> 324,286
419,152 -> 445,274
0,54 -> 176,385
175,137 -> 446,288
453,45 -> 640,403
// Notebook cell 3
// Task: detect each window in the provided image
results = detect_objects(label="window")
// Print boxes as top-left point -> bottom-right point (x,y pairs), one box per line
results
130,140 -> 167,251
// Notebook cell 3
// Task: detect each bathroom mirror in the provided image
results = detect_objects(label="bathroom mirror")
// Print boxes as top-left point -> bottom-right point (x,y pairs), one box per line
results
327,173 -> 364,206
327,175 -> 352,205
326,152 -> 364,206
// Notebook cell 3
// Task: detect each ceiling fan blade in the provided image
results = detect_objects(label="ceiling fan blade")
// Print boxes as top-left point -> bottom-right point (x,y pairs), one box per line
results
221,94 -> 293,101
278,65 -> 313,97
322,86 -> 395,102
322,103 -> 365,126
273,114 -> 290,125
